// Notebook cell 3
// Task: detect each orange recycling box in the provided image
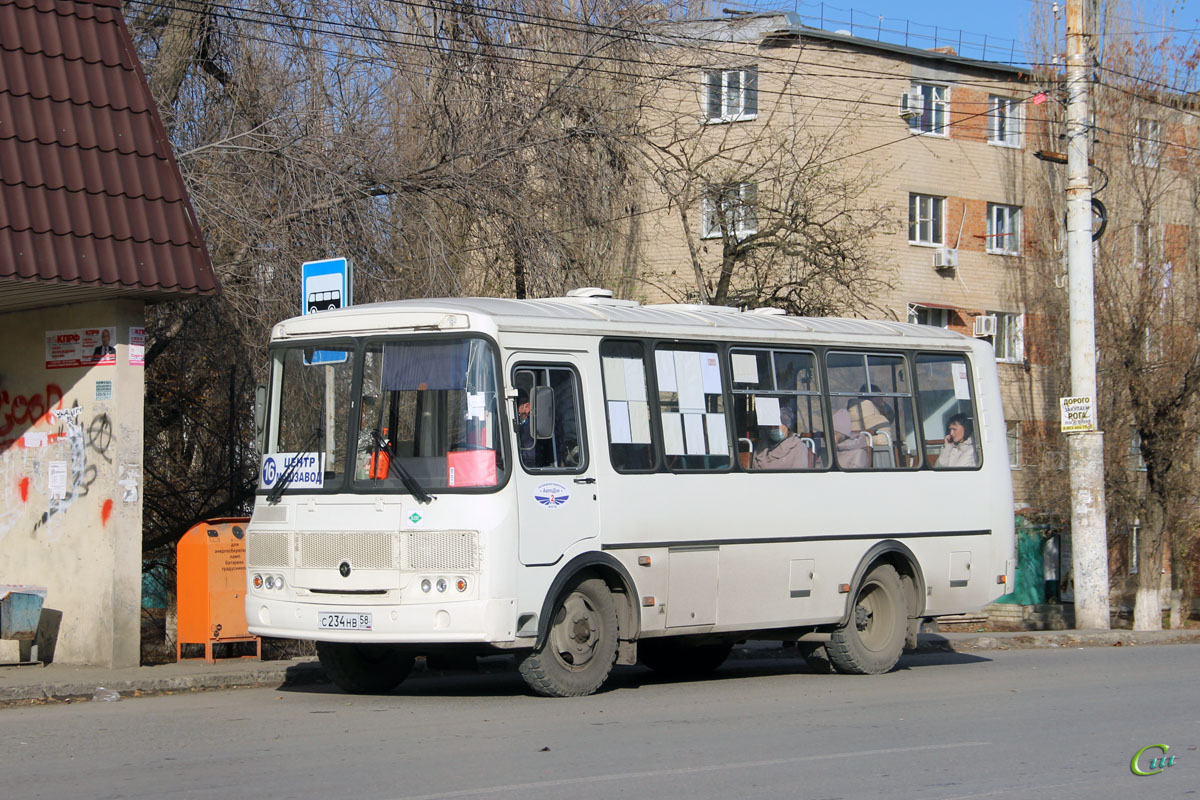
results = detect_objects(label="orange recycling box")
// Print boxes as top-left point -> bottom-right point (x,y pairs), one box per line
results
176,517 -> 259,661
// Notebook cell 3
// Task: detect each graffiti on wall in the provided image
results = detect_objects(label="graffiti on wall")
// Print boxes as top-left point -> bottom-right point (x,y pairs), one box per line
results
0,380 -> 130,543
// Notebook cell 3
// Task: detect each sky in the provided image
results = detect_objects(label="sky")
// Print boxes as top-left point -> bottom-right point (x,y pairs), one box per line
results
750,1 -> 1200,65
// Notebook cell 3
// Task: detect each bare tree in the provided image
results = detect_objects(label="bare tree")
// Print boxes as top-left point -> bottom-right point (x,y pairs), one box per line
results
1024,0 -> 1200,629
124,0 -> 685,557
638,34 -> 895,315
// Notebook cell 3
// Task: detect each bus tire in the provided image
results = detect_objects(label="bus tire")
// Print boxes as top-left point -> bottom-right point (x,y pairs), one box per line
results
797,641 -> 837,674
827,564 -> 907,675
316,642 -> 415,694
639,640 -> 733,677
519,577 -> 619,697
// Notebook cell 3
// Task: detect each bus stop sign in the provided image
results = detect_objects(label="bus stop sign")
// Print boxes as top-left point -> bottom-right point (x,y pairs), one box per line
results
301,258 -> 352,365
301,257 -> 351,315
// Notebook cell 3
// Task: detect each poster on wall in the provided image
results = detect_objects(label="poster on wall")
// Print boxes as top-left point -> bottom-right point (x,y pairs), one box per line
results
129,327 -> 146,366
44,327 -> 117,369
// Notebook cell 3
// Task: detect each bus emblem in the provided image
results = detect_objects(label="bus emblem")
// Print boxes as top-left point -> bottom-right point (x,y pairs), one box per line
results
534,483 -> 570,508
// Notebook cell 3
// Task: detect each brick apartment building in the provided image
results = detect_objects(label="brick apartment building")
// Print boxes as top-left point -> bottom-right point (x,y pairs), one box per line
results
634,11 -> 1047,510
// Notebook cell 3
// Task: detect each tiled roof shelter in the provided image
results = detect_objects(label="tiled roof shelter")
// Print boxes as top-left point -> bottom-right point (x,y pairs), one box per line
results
0,0 -> 217,312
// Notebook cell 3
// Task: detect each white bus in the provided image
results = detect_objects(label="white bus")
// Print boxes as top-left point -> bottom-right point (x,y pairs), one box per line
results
247,289 -> 1015,696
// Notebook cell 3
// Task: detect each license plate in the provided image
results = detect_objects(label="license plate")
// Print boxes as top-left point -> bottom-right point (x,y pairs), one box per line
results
318,611 -> 372,631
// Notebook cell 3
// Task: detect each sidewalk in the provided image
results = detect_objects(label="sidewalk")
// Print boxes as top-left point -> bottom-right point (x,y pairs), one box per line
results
4,628 -> 1199,706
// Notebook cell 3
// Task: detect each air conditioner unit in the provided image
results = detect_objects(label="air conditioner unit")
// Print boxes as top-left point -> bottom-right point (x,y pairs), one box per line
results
899,90 -> 924,119
932,247 -> 958,270
974,314 -> 998,337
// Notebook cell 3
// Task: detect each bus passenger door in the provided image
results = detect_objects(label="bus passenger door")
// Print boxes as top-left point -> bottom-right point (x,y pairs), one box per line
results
509,357 -> 600,566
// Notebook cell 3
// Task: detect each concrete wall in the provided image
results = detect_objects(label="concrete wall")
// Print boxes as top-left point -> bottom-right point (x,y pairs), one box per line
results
0,298 -> 145,667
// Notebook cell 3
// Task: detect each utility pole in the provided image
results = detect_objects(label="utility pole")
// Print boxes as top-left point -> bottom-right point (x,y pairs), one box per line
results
1065,0 -> 1111,629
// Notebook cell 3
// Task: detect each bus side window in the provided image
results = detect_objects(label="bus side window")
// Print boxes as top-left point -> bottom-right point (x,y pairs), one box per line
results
600,341 -> 656,471
655,345 -> 731,472
826,351 -> 919,470
915,353 -> 980,469
512,366 -> 585,472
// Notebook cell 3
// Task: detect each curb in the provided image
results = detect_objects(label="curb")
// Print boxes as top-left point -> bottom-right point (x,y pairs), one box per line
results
4,629 -> 1199,706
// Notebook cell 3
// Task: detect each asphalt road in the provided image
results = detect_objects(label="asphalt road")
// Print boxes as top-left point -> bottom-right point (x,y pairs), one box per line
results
3,645 -> 1197,800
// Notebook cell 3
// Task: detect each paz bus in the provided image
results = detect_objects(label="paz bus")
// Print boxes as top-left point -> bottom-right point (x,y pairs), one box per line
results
246,289 -> 1015,696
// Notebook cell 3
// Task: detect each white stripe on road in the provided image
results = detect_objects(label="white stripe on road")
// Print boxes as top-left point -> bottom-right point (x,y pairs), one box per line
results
391,741 -> 991,800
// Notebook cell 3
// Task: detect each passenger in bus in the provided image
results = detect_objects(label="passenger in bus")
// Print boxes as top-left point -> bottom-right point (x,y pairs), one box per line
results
849,385 -> 894,445
832,406 -> 872,469
751,405 -> 816,470
935,413 -> 976,468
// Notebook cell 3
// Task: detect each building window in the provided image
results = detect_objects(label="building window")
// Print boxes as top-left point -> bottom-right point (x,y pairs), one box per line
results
1130,522 -> 1140,574
990,311 -> 1024,362
702,182 -> 758,239
704,67 -> 758,123
903,83 -> 948,135
907,304 -> 951,327
908,194 -> 944,245
989,95 -> 1021,146
1132,222 -> 1156,266
987,203 -> 1022,255
1131,118 -> 1162,167
1131,431 -> 1147,471
1006,421 -> 1021,468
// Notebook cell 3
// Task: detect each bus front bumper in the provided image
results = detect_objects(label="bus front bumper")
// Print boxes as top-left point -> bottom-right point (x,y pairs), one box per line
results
246,596 -> 517,645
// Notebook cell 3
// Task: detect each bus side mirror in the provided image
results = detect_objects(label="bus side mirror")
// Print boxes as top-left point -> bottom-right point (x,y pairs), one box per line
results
531,385 -> 555,440
254,384 -> 267,453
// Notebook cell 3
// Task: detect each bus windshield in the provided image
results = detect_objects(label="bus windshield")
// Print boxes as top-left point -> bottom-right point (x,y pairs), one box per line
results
269,344 -> 356,490
354,337 -> 506,492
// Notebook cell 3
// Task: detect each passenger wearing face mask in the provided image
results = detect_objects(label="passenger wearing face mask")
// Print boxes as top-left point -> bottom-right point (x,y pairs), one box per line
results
750,404 -> 816,470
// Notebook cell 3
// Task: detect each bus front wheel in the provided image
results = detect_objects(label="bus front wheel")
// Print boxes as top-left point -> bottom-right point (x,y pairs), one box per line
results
519,576 -> 619,697
827,564 -> 907,675
316,642 -> 415,694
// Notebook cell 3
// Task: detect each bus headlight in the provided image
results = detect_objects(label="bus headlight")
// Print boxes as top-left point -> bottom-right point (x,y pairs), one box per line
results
420,578 -> 432,593
273,574 -> 285,591
264,575 -> 276,590
436,578 -> 447,593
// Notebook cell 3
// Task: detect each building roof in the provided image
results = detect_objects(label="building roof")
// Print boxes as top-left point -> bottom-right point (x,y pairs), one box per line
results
0,0 -> 217,313
661,12 -> 1029,79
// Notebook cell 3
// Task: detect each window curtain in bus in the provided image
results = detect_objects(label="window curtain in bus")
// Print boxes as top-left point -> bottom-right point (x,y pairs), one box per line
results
382,341 -> 471,391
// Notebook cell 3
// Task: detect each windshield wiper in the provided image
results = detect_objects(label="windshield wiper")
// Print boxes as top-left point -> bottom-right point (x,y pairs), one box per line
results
370,430 -> 434,505
266,426 -> 323,505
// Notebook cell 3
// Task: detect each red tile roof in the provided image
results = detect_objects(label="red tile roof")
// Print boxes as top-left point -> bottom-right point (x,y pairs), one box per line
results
0,0 -> 217,305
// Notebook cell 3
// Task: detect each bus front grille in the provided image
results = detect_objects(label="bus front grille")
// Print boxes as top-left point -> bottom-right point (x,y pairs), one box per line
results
247,532 -> 289,567
404,530 -> 478,572
298,532 -> 396,570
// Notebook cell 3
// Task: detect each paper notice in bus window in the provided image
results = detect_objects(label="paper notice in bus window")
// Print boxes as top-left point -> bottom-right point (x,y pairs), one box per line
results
706,414 -> 729,455
675,351 -> 704,410
607,401 -> 632,443
662,412 -> 685,455
755,396 -> 781,426
446,449 -> 496,487
701,353 -> 722,394
683,413 -> 706,455
731,353 -> 759,384
655,350 -> 677,392
466,392 -> 486,420
629,401 -> 652,444
623,358 -> 647,402
952,363 -> 971,400
603,358 -> 628,401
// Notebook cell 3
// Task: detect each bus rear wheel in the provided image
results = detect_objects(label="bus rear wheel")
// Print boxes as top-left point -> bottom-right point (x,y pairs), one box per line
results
827,564 -> 907,675
316,642 -> 415,694
639,639 -> 733,677
519,576 -> 619,697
